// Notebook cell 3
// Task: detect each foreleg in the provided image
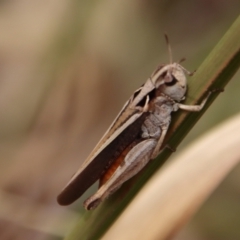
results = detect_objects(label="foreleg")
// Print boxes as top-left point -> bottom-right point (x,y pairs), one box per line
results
177,89 -> 223,112
177,92 -> 211,112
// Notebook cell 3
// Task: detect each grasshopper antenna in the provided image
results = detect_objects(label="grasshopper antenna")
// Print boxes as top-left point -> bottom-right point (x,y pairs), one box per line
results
164,34 -> 172,64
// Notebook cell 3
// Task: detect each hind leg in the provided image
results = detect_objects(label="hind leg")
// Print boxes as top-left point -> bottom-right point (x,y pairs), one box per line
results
84,138 -> 157,210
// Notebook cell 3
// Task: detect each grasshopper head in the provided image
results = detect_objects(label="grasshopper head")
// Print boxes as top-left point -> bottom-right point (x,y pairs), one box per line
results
152,62 -> 192,102
151,35 -> 193,102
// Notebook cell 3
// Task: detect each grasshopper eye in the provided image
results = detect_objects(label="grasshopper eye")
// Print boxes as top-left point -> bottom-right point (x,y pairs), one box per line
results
155,70 -> 169,87
164,76 -> 178,86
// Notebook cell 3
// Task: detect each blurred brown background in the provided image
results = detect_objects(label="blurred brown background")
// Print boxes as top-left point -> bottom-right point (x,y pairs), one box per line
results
0,1 -> 239,239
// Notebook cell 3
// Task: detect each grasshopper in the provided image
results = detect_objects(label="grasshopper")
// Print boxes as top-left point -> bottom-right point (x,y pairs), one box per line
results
57,35 -> 212,210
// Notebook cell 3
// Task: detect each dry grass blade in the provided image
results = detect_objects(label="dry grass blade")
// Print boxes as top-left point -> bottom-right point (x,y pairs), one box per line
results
102,113 -> 240,240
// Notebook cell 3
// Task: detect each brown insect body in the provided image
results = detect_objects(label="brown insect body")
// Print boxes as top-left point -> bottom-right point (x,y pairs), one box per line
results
57,37 -> 212,210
